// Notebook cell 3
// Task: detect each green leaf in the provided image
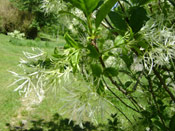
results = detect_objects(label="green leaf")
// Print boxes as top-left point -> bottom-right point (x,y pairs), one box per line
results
64,33 -> 82,49
104,67 -> 118,77
65,0 -> 100,16
53,47 -> 63,58
154,120 -> 166,130
169,115 -> 175,131
131,0 -> 153,5
91,64 -> 102,77
96,0 -> 118,28
87,44 -> 100,58
114,35 -> 125,46
70,51 -> 80,73
138,40 -> 149,49
102,52 -> 114,61
121,0 -> 132,6
129,7 -> 149,33
108,11 -> 128,31
120,54 -> 133,69
141,110 -> 150,117
83,0 -> 101,15
97,80 -> 105,95
54,47 -> 59,55
125,81 -> 133,88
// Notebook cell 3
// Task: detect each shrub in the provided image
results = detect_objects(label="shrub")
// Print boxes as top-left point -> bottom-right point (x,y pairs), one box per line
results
9,0 -> 60,39
0,0 -> 33,37
8,30 -> 25,39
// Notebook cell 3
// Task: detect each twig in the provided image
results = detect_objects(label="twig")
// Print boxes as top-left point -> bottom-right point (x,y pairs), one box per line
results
118,1 -> 129,23
104,18 -> 114,29
102,77 -> 140,113
116,76 -> 141,111
104,98 -> 133,124
91,39 -> 143,113
147,76 -> 167,130
132,72 -> 143,91
153,67 -> 175,102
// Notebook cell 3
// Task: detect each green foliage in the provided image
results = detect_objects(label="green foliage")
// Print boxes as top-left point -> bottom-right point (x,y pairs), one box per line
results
91,64 -> 102,77
87,44 -> 100,58
96,0 -> 119,28
0,0 -> 33,35
169,115 -> 175,131
10,0 -> 175,130
64,33 -> 83,49
114,35 -> 125,46
106,114 -> 123,131
103,67 -> 118,77
6,112 -> 125,131
130,0 -> 153,5
108,11 -> 128,33
9,0 -> 59,38
120,53 -> 133,69
128,6 -> 149,33
65,0 -> 100,16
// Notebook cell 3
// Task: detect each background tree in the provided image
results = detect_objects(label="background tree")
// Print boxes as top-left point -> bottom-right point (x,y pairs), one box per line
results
0,0 -> 33,36
10,0 -> 60,39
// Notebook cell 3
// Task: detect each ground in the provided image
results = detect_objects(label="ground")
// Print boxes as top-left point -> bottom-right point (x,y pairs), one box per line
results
0,34 -> 66,130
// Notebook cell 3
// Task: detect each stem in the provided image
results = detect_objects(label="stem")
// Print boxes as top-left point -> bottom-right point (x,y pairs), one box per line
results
148,4 -> 153,13
102,46 -> 119,53
153,67 -> 175,102
87,15 -> 93,35
91,38 -> 143,113
119,69 -> 145,89
158,0 -> 162,12
118,1 -> 129,23
102,77 -> 140,113
132,72 -> 142,91
91,14 -> 118,36
104,98 -> 133,124
118,1 -> 125,13
116,76 -> 142,111
104,18 -> 115,30
147,76 -> 167,130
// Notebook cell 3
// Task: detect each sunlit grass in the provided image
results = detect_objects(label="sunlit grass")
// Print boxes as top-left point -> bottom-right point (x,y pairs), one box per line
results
0,34 -> 65,130
0,33 -> 142,130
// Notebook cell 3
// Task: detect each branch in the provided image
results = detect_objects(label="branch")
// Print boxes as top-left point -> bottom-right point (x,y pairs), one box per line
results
102,77 -> 140,113
147,76 -> 167,129
132,72 -> 143,91
104,18 -> 114,30
119,69 -> 145,88
116,76 -> 142,111
118,1 -> 129,23
153,67 -> 175,102
91,39 -> 143,113
92,14 -> 118,36
104,98 -> 133,124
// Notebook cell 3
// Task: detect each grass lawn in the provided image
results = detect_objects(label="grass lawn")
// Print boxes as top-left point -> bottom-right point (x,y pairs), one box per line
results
0,34 -> 65,130
0,33 -> 141,131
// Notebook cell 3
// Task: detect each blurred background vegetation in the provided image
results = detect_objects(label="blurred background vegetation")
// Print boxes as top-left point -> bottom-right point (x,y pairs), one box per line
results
0,0 -> 175,131
0,0 -> 64,39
